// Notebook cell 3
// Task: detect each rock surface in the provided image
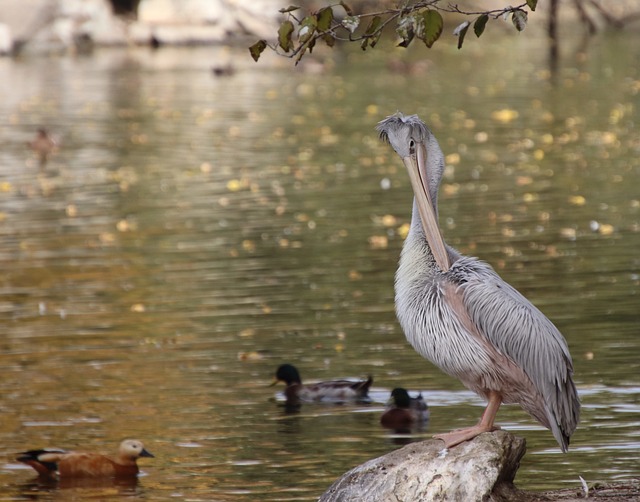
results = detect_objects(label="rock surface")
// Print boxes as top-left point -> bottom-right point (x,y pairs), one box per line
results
319,431 -> 527,502
319,431 -> 639,501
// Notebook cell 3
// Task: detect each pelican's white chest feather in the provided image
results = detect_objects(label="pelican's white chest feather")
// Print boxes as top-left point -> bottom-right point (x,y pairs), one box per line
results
395,232 -> 494,382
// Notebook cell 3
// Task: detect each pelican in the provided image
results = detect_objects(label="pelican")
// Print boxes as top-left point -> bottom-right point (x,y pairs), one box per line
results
377,112 -> 580,451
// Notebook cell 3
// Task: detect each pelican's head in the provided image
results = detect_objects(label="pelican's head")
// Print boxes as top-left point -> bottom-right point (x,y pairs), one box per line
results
377,112 -> 450,271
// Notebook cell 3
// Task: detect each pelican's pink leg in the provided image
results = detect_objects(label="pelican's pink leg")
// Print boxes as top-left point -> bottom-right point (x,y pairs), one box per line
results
434,391 -> 502,449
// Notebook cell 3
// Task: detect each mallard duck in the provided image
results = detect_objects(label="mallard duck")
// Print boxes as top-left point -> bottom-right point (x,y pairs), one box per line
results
17,439 -> 154,479
28,128 -> 58,167
380,388 -> 429,430
272,363 -> 372,405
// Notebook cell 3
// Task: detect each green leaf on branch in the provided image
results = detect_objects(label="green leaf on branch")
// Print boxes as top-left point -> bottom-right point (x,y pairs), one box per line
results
453,21 -> 470,50
364,15 -> 382,36
323,33 -> 335,47
249,40 -> 267,62
526,0 -> 537,12
474,14 -> 489,38
512,9 -> 528,31
298,16 -> 317,44
279,5 -> 300,14
317,7 -> 333,32
278,20 -> 295,52
361,15 -> 382,50
421,10 -> 443,48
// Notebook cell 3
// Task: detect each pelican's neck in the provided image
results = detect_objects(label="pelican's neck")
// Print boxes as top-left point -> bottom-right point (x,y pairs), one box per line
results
409,196 -> 438,261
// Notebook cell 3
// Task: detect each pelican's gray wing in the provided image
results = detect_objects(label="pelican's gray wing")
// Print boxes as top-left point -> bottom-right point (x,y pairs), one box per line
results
453,256 -> 580,450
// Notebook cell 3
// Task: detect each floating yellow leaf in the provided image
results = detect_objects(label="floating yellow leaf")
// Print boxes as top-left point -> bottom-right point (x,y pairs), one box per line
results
238,351 -> 263,361
568,195 -> 586,206
445,153 -> 460,165
560,228 -> 577,240
348,270 -> 362,280
99,232 -> 116,244
131,303 -> 145,312
398,223 -> 410,239
475,131 -> 489,143
66,204 -> 78,217
381,214 -> 397,227
239,328 -> 256,338
491,108 -> 519,123
442,183 -> 460,196
242,240 -> 256,252
227,179 -> 242,192
598,224 -> 614,236
368,235 -> 388,249
0,181 -> 13,192
366,104 -> 379,115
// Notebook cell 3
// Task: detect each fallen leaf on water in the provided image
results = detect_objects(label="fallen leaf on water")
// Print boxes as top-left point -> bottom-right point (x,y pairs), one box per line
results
445,153 -> 460,165
239,328 -> 256,338
131,303 -> 145,312
66,204 -> 78,217
380,214 -> 397,227
398,223 -> 410,239
99,232 -> 115,244
598,224 -> 614,236
238,351 -> 263,361
568,195 -> 586,206
491,109 -> 519,123
227,179 -> 243,192
442,184 -> 460,196
368,235 -> 388,249
348,270 -> 362,280
242,240 -> 256,252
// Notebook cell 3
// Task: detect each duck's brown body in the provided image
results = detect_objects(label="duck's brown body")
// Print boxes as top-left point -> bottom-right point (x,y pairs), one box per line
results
380,388 -> 429,431
17,439 -> 153,479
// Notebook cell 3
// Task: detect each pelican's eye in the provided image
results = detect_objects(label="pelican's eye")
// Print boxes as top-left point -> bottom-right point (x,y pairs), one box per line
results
409,139 -> 416,156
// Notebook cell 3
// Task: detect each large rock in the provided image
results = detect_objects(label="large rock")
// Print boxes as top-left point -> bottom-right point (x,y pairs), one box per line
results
319,431 -> 527,502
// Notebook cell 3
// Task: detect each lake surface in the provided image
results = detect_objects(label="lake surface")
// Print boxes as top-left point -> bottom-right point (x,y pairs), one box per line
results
0,25 -> 639,501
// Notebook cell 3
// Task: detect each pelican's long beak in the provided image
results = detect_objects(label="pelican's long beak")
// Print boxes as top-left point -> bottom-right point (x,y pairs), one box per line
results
403,144 -> 450,272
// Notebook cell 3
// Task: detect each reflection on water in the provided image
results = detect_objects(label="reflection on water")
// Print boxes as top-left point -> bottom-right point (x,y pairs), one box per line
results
0,30 -> 639,500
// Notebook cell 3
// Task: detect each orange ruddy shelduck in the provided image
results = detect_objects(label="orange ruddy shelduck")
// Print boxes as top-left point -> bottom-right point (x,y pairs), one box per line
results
17,439 -> 154,479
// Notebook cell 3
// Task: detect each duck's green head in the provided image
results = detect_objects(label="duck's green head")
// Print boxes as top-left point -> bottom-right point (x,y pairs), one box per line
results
273,364 -> 302,386
389,388 -> 411,408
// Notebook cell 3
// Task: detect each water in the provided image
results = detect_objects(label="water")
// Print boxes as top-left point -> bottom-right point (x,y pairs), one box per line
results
0,28 -> 639,501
